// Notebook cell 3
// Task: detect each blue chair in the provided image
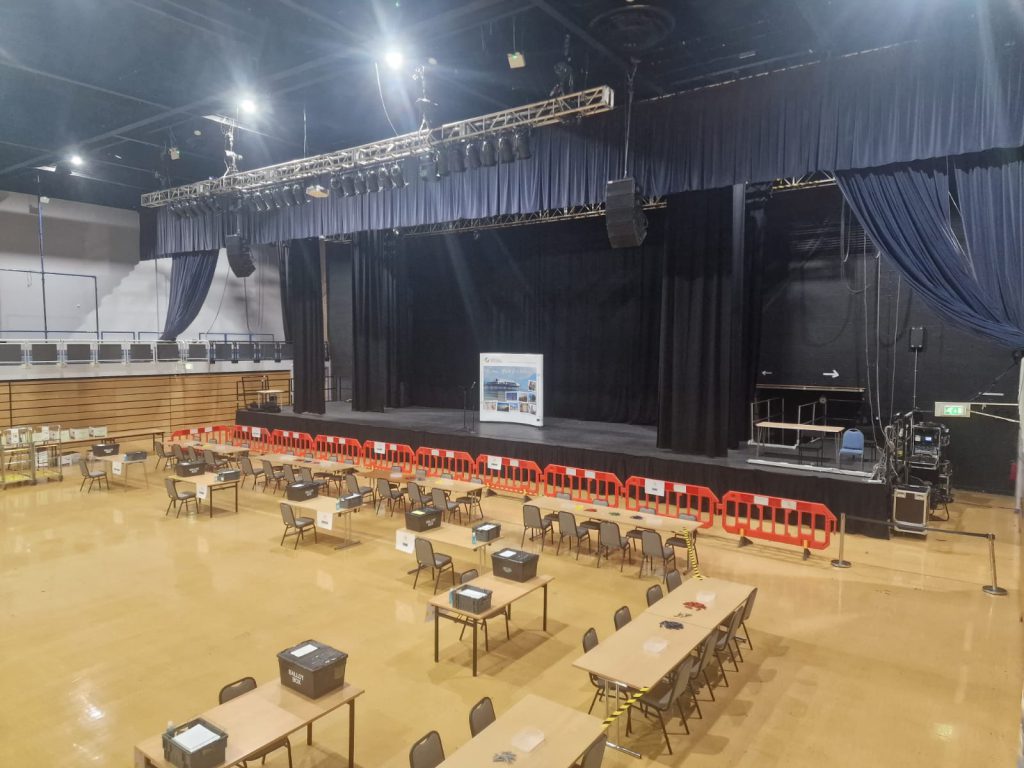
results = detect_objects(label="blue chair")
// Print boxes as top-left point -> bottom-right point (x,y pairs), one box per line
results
838,429 -> 865,468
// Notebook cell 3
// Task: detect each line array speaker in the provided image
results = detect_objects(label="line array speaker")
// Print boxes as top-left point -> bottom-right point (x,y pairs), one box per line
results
225,234 -> 255,277
605,178 -> 648,248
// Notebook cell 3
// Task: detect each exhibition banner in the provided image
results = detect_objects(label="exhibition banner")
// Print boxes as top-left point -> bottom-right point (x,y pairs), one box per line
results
479,353 -> 543,427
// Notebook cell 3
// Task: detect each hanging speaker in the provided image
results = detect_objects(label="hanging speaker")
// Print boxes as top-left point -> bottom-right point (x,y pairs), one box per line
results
605,178 -> 647,248
909,326 -> 926,351
225,234 -> 255,277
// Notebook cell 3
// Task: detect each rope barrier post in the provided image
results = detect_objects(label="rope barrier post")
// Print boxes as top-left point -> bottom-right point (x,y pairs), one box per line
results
982,533 -> 1008,596
830,512 -> 852,569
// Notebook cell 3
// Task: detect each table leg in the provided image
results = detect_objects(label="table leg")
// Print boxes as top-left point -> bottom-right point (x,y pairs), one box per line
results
348,698 -> 355,767
542,583 -> 548,631
234,482 -> 238,513
472,619 -> 478,677
434,609 -> 439,663
208,487 -> 214,518
307,722 -> 312,746
142,463 -> 148,487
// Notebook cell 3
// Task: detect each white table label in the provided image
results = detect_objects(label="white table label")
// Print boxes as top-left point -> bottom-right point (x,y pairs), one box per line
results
112,461 -> 123,476
395,529 -> 415,554
487,456 -> 502,470
196,485 -> 208,500
644,478 -> 665,497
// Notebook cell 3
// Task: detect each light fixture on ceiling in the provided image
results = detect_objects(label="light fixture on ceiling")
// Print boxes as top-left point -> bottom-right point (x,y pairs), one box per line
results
389,163 -> 406,188
497,135 -> 515,163
449,145 -> 465,173
514,130 -> 531,160
354,172 -> 368,194
465,143 -> 481,170
507,52 -> 526,69
238,96 -> 257,114
436,149 -> 450,177
69,154 -> 84,167
479,138 -> 496,167
384,49 -> 404,71
365,169 -> 380,193
418,153 -> 438,181
291,183 -> 307,204
341,174 -> 356,196
377,166 -> 393,190
168,147 -> 181,160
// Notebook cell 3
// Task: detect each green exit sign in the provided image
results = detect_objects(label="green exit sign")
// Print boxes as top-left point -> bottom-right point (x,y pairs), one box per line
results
935,402 -> 970,418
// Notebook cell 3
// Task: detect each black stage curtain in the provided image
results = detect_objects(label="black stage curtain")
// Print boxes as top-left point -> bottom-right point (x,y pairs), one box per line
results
284,238 -> 325,414
155,39 -> 1022,255
277,248 -> 292,342
351,230 -> 401,412
396,216 -> 663,424
658,187 -> 756,456
159,250 -> 218,340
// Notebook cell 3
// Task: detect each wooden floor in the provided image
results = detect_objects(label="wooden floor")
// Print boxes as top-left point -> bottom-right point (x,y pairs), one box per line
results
1,448 -> 1020,768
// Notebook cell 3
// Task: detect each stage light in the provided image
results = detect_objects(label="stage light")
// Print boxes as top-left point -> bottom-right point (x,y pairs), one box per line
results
390,163 -> 406,188
251,191 -> 264,212
449,145 -> 465,173
291,183 -> 306,203
365,169 -> 380,193
514,130 -> 531,160
271,188 -> 286,208
69,154 -> 83,167
497,135 -> 515,163
480,138 -> 496,167
354,172 -> 367,194
465,142 -> 481,169
418,153 -> 438,181
341,174 -> 356,196
436,149 -> 450,177
384,49 -> 404,70
329,176 -> 342,191
377,166 -> 393,190
239,96 -> 257,114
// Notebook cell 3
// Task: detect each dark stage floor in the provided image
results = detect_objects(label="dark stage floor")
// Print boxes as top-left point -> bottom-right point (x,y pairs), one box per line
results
238,403 -> 890,535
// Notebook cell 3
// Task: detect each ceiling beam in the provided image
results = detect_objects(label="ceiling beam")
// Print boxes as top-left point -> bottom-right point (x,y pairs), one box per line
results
117,0 -> 258,45
526,0 -> 665,96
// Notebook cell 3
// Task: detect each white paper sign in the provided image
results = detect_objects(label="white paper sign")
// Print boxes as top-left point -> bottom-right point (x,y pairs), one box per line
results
112,461 -> 123,476
374,442 -> 386,455
252,427 -> 261,438
753,495 -> 770,506
486,455 -> 502,470
445,451 -> 454,458
781,498 -> 797,510
509,459 -> 519,467
290,643 -> 318,658
395,528 -> 415,554
644,478 -> 665,497
431,449 -> 439,456
673,483 -> 687,494
566,467 -> 577,477
584,470 -> 596,480
196,485 -> 209,500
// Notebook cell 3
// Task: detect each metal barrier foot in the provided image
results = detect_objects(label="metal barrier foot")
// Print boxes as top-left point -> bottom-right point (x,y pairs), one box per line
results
738,535 -> 753,548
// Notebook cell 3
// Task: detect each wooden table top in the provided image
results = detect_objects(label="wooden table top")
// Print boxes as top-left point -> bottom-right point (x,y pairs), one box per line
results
438,693 -> 603,768
186,442 -> 251,455
133,680 -> 363,768
417,476 -> 485,495
756,421 -> 845,434
646,577 -> 754,629
286,495 -> 362,517
175,471 -> 240,488
414,524 -> 502,552
428,573 -> 553,617
572,611 -> 710,691
357,468 -> 415,482
529,496 -> 701,534
262,453 -> 356,473
101,454 -> 147,465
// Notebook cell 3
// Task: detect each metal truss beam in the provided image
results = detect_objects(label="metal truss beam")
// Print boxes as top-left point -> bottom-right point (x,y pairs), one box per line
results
140,86 -> 615,207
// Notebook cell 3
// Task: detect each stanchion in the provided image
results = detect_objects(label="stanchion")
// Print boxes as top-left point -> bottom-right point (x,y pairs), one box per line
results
982,533 -> 1008,596
830,513 -> 852,568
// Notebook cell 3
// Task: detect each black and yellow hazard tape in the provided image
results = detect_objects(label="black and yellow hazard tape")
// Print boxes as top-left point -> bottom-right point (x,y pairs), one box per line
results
679,528 -> 704,580
601,686 -> 650,727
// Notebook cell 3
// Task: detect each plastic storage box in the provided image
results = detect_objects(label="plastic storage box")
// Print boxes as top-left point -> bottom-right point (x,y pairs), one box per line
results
338,493 -> 362,509
492,548 -> 539,582
453,585 -> 493,613
405,508 -> 441,531
216,468 -> 241,482
92,443 -> 119,457
473,522 -> 501,542
176,460 -> 205,477
286,482 -> 318,501
162,718 -> 227,768
277,640 -> 348,699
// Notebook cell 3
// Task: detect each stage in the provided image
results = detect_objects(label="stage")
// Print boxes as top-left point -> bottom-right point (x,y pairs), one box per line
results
237,403 -> 890,537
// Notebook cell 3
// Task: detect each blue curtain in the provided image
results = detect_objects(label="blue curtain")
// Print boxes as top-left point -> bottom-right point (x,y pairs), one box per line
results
155,39 -> 1023,256
838,157 -> 1024,349
159,250 -> 218,340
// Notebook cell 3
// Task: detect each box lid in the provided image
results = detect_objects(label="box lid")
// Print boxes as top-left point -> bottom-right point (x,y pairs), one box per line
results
277,640 -> 347,672
493,548 -> 538,564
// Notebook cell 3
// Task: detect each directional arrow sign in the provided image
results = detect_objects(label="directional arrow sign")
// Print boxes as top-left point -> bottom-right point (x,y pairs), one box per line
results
823,369 -> 839,379
760,370 -> 773,376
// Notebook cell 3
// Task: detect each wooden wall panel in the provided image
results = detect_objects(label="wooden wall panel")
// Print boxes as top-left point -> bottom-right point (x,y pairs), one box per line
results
0,372 -> 291,436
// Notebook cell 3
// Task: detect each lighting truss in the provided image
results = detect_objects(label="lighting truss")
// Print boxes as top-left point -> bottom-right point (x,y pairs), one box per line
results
773,171 -> 836,191
141,86 -> 615,208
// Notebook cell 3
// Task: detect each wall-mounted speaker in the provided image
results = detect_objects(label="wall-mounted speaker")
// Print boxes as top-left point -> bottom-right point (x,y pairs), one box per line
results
605,178 -> 647,248
225,234 -> 255,277
909,326 -> 926,351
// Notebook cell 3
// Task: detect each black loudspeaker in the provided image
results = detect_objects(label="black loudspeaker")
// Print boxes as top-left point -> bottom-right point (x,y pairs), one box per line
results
226,234 -> 255,277
909,326 -> 926,351
605,178 -> 648,248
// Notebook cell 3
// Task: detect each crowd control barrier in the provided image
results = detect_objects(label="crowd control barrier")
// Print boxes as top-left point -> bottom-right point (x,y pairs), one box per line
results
543,464 -> 624,504
415,447 -> 477,480
623,476 -> 718,528
270,429 -> 314,455
231,424 -> 272,453
169,425 -> 233,443
720,491 -> 837,558
477,455 -> 543,497
363,440 -> 415,472
315,434 -> 363,464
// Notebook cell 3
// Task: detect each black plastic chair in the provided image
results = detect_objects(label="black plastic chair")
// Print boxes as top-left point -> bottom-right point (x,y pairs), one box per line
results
279,502 -> 317,549
413,538 -> 455,593
78,459 -> 108,492
522,504 -> 556,548
557,511 -> 592,560
164,477 -> 198,517
596,521 -> 631,571
409,730 -> 444,768
469,696 -> 496,737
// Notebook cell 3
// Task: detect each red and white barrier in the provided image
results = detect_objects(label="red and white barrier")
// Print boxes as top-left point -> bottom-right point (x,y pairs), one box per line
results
477,454 -> 543,496
623,476 -> 718,528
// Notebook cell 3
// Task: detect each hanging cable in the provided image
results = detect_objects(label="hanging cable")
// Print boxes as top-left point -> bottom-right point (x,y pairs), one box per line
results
374,62 -> 400,137
889,274 -> 901,421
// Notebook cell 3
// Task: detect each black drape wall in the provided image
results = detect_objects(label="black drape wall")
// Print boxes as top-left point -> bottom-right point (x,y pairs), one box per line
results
395,216 -> 663,424
351,231 -> 402,412
284,238 -> 325,414
160,250 -> 218,340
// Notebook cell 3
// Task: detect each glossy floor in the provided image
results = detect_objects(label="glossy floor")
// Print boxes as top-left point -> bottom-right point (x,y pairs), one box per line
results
0,463 -> 1020,767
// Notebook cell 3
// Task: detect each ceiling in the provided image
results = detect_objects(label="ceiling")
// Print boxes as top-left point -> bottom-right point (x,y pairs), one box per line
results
0,0 -> 1015,209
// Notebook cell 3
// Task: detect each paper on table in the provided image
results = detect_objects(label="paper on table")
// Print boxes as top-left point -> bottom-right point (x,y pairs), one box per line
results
477,524 -> 496,531
496,549 -> 517,558
643,638 -> 669,654
172,723 -> 220,752
459,588 -> 488,600
510,728 -> 545,752
290,643 -> 318,657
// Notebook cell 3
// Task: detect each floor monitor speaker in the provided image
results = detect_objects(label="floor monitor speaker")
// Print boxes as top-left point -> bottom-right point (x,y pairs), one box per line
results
226,234 -> 255,277
605,178 -> 648,248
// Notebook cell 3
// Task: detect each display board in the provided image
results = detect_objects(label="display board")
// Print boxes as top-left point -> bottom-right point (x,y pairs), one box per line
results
479,353 -> 543,427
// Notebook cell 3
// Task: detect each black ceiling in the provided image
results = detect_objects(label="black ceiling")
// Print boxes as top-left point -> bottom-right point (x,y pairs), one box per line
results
0,0 -> 1014,209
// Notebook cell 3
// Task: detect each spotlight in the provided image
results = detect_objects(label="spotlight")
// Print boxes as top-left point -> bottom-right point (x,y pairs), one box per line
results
239,96 -> 257,114
465,143 -> 481,169
329,176 -> 342,191
377,166 -> 393,190
436,149 -> 450,177
480,138 -> 496,167
418,153 -> 438,181
69,154 -> 84,167
449,145 -> 465,173
291,183 -> 306,204
365,169 -> 380,193
514,130 -> 531,160
252,191 -> 265,212
271,188 -> 286,209
389,163 -> 406,188
354,172 -> 367,194
384,49 -> 404,70
497,135 -> 515,163
341,174 -> 356,197
169,202 -> 183,218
